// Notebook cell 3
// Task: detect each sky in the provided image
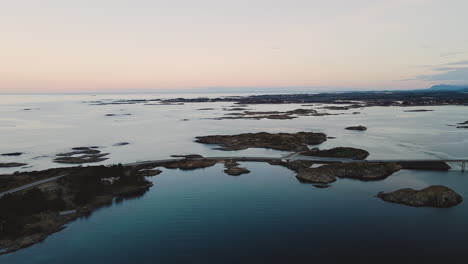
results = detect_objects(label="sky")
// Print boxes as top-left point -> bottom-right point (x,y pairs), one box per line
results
1,0 -> 467,93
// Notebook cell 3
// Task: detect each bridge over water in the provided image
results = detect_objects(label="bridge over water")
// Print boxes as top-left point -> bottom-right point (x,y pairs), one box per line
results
2,156 -> 466,197
126,156 -> 468,172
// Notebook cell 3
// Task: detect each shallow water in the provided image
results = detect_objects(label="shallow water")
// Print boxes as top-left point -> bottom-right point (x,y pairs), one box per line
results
1,94 -> 467,263
1,94 -> 467,173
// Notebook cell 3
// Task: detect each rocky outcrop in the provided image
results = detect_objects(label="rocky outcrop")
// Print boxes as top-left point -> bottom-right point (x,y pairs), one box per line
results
163,159 -> 217,170
345,125 -> 367,131
113,142 -> 130,146
54,147 -> 109,164
301,147 -> 369,160
223,160 -> 250,176
54,154 -> 109,164
404,109 -> 434,112
377,185 -> 463,208
398,161 -> 451,171
137,169 -> 162,177
296,168 -> 337,183
1,152 -> 23,156
56,147 -> 100,157
214,108 -> 333,120
457,120 -> 468,128
105,113 -> 132,117
223,107 -> 249,111
296,162 -> 401,183
313,184 -> 331,188
195,132 -> 327,151
321,105 -> 363,110
224,167 -> 251,176
170,154 -> 204,159
268,160 -> 314,172
0,162 -> 27,168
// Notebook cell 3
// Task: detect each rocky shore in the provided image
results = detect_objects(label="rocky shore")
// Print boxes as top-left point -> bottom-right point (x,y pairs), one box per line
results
296,162 -> 401,183
300,147 -> 369,160
0,164 -> 153,254
377,185 -> 463,208
195,132 -> 327,151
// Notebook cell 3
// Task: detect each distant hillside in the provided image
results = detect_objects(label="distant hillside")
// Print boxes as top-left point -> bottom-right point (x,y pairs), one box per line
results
427,84 -> 468,91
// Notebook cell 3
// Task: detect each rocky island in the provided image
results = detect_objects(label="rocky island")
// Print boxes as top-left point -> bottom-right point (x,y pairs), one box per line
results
300,147 -> 370,160
195,132 -> 327,151
377,185 -> 463,208
296,162 -> 401,183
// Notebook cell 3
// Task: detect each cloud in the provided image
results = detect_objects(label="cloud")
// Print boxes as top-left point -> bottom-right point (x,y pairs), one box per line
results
443,60 -> 468,66
406,59 -> 468,83
415,67 -> 468,82
440,51 -> 468,57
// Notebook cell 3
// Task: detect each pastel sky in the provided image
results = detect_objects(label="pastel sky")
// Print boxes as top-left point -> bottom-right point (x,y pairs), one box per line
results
1,0 -> 467,93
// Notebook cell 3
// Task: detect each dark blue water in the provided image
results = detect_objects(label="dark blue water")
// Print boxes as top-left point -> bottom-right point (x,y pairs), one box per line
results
2,162 -> 468,263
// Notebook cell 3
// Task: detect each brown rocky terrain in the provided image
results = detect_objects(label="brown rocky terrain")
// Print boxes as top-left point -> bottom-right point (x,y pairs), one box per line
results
345,125 -> 367,131
0,162 -> 27,168
54,147 -> 109,164
268,160 -> 314,172
223,160 -> 250,176
195,132 -> 327,151
377,185 -> 463,208
296,162 -> 401,183
163,159 -> 217,170
300,147 -> 370,160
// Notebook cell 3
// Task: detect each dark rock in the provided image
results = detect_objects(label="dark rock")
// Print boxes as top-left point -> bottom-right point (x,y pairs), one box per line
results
197,108 -> 215,110
137,169 -> 162,177
297,162 -> 401,182
321,106 -> 350,110
170,154 -> 204,159
0,162 -> 27,168
53,153 -> 109,164
404,109 -> 434,112
345,125 -> 367,131
224,167 -> 251,176
301,147 -> 369,160
1,152 -> 23,156
224,160 -> 240,168
457,121 -> 468,128
195,132 -> 327,151
213,108 -> 333,120
398,161 -> 451,171
163,159 -> 217,170
105,113 -> 131,117
377,185 -> 463,208
224,107 -> 249,111
56,148 -> 100,157
72,147 -> 96,150
322,104 -> 363,110
296,168 -> 337,184
313,184 -> 331,188
113,142 -> 130,146
268,160 -> 314,172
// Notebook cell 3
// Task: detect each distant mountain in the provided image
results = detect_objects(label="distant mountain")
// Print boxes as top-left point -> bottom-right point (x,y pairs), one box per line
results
427,84 -> 468,91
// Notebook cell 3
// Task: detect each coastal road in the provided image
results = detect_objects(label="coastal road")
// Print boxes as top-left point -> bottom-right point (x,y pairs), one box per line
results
3,156 -> 466,197
0,174 -> 68,197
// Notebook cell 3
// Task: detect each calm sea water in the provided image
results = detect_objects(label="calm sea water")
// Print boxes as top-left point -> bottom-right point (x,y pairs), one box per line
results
1,94 -> 467,263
